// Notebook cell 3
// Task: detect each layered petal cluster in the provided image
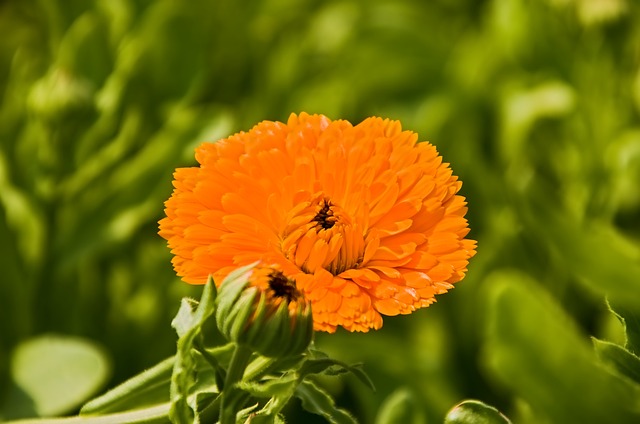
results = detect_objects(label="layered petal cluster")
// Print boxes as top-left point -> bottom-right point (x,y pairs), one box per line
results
159,113 -> 476,332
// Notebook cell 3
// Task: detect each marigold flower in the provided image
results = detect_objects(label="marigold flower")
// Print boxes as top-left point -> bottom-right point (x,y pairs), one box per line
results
159,113 -> 476,332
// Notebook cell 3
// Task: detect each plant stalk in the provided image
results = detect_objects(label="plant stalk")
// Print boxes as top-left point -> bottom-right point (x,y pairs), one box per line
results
219,344 -> 253,424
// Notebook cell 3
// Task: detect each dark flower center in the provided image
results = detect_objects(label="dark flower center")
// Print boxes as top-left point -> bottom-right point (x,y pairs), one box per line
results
268,270 -> 301,302
312,199 -> 336,230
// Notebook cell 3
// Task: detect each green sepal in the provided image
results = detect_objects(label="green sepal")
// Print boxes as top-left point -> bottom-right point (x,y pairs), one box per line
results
295,379 -> 359,424
215,264 -> 255,340
444,400 -> 511,424
258,301 -> 292,357
290,302 -> 314,356
241,293 -> 270,347
227,288 -> 259,341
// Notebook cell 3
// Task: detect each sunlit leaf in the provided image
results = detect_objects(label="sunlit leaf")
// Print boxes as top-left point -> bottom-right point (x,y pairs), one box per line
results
296,380 -> 358,424
609,301 -> 640,355
375,388 -> 427,424
593,339 -> 640,385
444,400 -> 511,424
8,335 -> 110,418
484,271 -> 640,423
81,356 -> 174,415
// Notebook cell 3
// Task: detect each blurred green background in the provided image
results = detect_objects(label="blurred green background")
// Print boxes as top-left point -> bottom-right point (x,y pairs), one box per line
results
1,0 -> 640,422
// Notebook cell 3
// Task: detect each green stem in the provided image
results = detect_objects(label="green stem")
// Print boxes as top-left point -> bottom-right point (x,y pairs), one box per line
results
219,344 -> 253,424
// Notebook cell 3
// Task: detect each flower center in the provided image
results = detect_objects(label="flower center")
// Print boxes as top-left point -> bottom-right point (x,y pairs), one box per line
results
281,195 -> 365,275
267,269 -> 301,303
312,199 -> 336,230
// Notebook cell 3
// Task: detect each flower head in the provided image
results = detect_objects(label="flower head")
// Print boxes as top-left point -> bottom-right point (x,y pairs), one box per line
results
159,113 -> 476,332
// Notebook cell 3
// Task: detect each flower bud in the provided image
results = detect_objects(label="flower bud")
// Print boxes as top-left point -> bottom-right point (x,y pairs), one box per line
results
215,263 -> 313,357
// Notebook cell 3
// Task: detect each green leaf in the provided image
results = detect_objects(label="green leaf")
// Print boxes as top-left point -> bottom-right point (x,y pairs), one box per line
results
524,200 -> 640,309
170,277 -> 219,424
295,380 -> 358,424
374,388 -> 427,424
236,374 -> 298,398
593,339 -> 640,385
249,413 -> 287,424
7,335 -> 110,418
444,400 -> 511,424
57,11 -> 112,86
234,403 -> 260,424
608,301 -> 640,355
81,356 -> 175,415
171,298 -> 200,338
249,386 -> 297,422
299,358 -> 375,392
3,403 -> 171,424
484,271 -> 640,423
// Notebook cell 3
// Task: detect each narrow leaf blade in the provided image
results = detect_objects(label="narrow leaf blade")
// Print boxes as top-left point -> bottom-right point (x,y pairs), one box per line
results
295,380 -> 358,424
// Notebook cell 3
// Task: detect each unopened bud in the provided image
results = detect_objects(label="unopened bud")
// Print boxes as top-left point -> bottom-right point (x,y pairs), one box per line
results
216,264 -> 313,358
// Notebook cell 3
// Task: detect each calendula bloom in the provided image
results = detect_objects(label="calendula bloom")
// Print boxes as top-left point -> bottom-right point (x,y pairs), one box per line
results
159,113 -> 476,332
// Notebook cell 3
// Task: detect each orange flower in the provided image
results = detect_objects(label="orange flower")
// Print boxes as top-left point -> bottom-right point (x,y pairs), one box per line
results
159,113 -> 476,332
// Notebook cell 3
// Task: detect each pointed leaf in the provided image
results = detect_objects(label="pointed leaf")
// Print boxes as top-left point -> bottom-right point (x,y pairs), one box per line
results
295,380 -> 358,424
609,301 -> 640,355
236,374 -> 298,398
171,298 -> 200,338
170,277 -> 219,424
4,403 -> 171,424
300,358 -> 375,391
593,339 -> 640,385
254,392 -> 296,421
444,400 -> 511,424
81,356 -> 175,415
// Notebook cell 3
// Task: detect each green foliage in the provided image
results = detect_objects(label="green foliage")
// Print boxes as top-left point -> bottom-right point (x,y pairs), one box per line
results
29,268 -> 374,424
296,380 -> 359,424
375,388 -> 428,424
484,272 -> 640,423
1,0 -> 640,422
4,335 -> 110,419
444,400 -> 510,424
